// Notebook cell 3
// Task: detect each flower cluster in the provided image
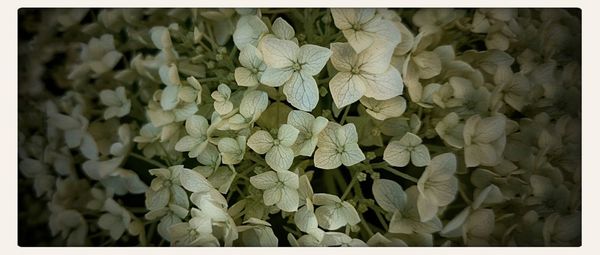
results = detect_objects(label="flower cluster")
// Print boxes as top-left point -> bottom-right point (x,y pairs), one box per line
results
18,8 -> 580,246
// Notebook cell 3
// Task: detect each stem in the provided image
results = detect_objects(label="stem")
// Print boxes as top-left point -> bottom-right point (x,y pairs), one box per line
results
341,174 -> 358,200
157,143 -> 173,166
339,105 -> 351,125
379,166 -> 419,183
129,153 -> 167,168
196,77 -> 222,83
359,214 -> 374,237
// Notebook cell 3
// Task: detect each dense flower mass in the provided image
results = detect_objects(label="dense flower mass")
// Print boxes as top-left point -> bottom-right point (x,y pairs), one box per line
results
18,8 -> 581,247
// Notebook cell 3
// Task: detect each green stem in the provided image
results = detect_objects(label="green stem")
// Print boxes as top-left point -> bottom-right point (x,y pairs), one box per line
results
359,214 -> 374,237
196,77 -> 222,83
129,153 -> 167,168
341,174 -> 358,200
340,105 -> 351,125
380,166 -> 419,183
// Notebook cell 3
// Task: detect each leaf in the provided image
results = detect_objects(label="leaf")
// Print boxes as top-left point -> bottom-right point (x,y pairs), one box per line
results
257,102 -> 293,130
372,179 -> 406,213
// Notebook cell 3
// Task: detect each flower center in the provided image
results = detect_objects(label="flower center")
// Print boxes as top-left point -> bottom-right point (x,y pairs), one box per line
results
351,66 -> 361,74
351,23 -> 363,31
292,62 -> 302,71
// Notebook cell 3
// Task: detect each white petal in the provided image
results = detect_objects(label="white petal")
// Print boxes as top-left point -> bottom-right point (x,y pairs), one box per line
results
278,124 -> 300,147
180,168 -> 212,193
263,187 -> 283,206
329,42 -> 356,72
413,51 -> 441,79
249,171 -> 278,190
259,37 -> 299,68
417,195 -> 438,222
356,41 -> 395,74
260,67 -> 293,87
362,66 -> 404,100
185,115 -> 209,137
372,178 -> 407,212
411,144 -> 431,167
235,67 -> 259,87
343,29 -> 374,54
298,44 -> 332,76
247,130 -> 274,154
295,204 -> 318,232
383,141 -> 410,167
283,72 -> 319,111
174,136 -> 200,152
314,147 -> 342,170
240,90 -> 269,120
265,145 -> 295,171
329,72 -> 367,108
272,17 -> 295,40
278,186 -> 299,212
233,15 -> 268,49
340,143 -> 365,166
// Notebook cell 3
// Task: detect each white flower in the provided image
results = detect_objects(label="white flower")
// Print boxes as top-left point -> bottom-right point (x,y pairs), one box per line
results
233,15 -> 269,49
435,112 -> 465,149
99,86 -> 131,119
97,198 -> 132,240
237,218 -> 279,246
372,180 -> 442,234
258,37 -> 331,111
211,84 -> 234,115
250,170 -> 300,212
68,34 -> 123,79
174,115 -> 209,158
235,45 -> 266,87
169,211 -> 219,246
330,8 -> 401,53
463,114 -> 507,167
314,123 -> 365,170
145,166 -> 189,211
247,124 -> 299,171
47,105 -> 98,160
227,90 -> 269,130
383,132 -> 430,167
286,110 -> 329,156
217,136 -> 247,165
313,193 -> 360,230
416,153 -> 458,222
359,96 -> 407,121
329,42 -> 403,108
